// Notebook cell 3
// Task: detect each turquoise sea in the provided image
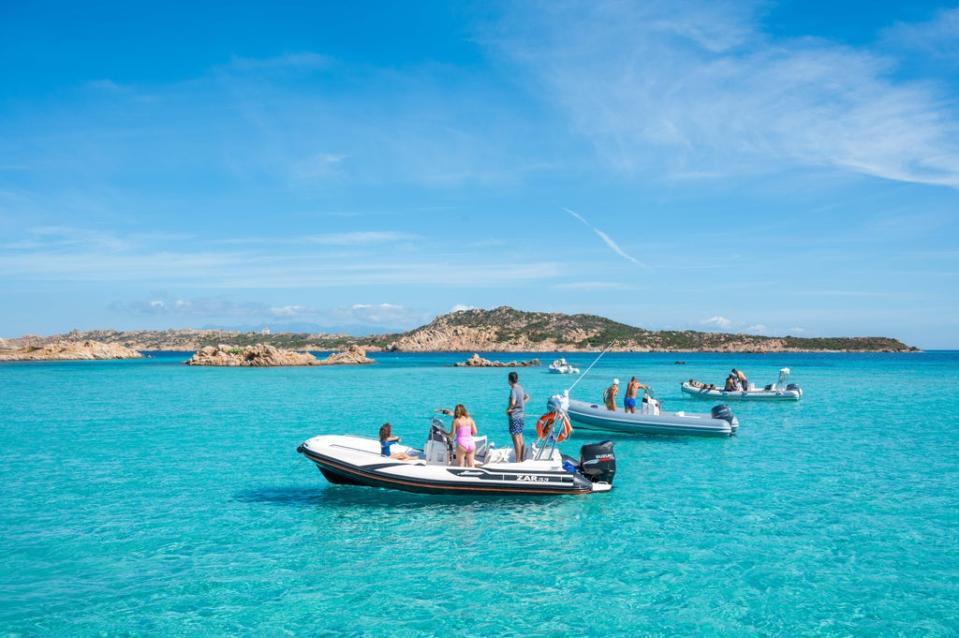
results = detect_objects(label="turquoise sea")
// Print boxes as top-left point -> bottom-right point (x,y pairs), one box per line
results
2,351 -> 958,636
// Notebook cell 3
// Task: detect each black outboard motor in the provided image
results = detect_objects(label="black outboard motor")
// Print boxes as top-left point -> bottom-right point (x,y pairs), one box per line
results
711,404 -> 734,423
579,441 -> 616,485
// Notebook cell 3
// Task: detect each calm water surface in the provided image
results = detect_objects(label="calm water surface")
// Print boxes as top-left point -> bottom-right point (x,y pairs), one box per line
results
1,351 -> 958,636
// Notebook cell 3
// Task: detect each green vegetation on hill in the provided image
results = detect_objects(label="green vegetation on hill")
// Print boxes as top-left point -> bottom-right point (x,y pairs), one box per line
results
41,307 -> 915,352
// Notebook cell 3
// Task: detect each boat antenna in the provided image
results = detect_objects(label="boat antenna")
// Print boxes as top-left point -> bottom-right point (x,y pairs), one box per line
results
566,343 -> 614,395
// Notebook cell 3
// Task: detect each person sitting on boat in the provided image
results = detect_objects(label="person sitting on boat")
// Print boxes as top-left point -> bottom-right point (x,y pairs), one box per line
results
603,379 -> 619,411
724,374 -> 738,391
378,423 -> 417,461
623,376 -> 647,413
451,404 -> 478,467
732,368 -> 749,391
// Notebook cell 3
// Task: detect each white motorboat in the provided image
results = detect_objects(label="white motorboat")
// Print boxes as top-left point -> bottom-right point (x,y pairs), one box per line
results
548,358 -> 580,375
682,368 -> 802,401
297,414 -> 615,496
563,394 -> 738,437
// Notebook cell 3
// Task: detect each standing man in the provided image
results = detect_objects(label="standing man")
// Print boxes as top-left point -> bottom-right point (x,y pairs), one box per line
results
603,379 -> 620,411
733,368 -> 749,391
624,376 -> 648,413
506,371 -> 529,462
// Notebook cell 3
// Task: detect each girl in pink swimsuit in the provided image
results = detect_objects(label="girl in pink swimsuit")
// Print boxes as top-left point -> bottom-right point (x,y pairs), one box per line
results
452,404 -> 478,467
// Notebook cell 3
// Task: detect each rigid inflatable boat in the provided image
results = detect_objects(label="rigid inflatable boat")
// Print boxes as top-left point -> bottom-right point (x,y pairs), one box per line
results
548,358 -> 580,375
564,394 -> 738,437
682,368 -> 802,401
297,415 -> 615,496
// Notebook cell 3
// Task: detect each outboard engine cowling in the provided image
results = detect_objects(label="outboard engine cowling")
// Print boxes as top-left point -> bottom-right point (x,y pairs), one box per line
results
711,404 -> 734,423
579,441 -> 616,485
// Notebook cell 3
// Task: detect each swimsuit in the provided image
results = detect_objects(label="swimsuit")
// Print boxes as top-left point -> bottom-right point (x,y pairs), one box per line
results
508,412 -> 524,435
380,439 -> 396,457
455,421 -> 475,452
624,397 -> 637,409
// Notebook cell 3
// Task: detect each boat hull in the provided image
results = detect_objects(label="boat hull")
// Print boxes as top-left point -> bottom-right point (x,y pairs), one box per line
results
298,435 -> 599,495
681,382 -> 801,401
566,399 -> 737,437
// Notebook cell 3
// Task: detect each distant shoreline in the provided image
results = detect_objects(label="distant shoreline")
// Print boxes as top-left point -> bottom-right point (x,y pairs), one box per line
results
1,306 -> 918,355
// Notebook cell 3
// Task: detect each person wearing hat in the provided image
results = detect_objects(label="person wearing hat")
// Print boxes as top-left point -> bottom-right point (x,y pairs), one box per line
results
603,379 -> 620,411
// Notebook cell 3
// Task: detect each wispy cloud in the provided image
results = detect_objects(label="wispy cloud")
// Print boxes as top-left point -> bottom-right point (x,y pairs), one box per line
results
114,296 -> 430,330
0,228 -> 560,287
701,315 -> 733,329
225,52 -> 332,73
563,208 -> 646,267
304,231 -> 418,246
552,281 -> 633,291
883,8 -> 959,65
498,2 -> 959,188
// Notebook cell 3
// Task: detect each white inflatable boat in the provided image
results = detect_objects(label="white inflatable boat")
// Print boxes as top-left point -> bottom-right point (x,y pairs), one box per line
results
548,358 -> 580,375
682,368 -> 802,401
564,395 -> 738,437
297,415 -> 615,496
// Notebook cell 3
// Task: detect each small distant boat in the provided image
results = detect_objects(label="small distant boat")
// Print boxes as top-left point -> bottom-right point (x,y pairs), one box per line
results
297,414 -> 615,495
564,395 -> 738,437
548,358 -> 580,375
682,368 -> 803,401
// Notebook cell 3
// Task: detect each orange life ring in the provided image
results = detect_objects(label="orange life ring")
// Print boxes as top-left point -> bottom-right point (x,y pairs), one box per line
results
536,412 -> 572,442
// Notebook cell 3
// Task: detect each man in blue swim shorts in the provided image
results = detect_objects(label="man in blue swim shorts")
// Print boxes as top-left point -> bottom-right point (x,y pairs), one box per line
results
506,371 -> 529,462
624,376 -> 648,414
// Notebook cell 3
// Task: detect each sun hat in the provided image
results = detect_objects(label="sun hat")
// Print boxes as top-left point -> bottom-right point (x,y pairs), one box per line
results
613,378 -> 620,385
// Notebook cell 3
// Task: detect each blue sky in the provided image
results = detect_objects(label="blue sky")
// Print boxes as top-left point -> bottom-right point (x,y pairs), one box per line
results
1,1 -> 958,347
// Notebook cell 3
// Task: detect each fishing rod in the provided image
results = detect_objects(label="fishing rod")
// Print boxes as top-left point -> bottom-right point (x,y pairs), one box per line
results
566,342 -> 614,394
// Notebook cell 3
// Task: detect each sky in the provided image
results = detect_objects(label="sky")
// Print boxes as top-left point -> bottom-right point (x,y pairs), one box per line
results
1,1 -> 958,347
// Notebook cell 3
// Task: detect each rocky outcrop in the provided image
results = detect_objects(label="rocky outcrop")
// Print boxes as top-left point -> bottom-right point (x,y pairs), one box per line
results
453,353 -> 541,368
186,344 -> 317,367
184,343 -> 375,367
315,345 -> 374,366
0,339 -> 143,361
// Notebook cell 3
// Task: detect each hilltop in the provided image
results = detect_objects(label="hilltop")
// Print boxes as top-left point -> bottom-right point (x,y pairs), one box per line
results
372,307 -> 915,353
3,306 -> 916,353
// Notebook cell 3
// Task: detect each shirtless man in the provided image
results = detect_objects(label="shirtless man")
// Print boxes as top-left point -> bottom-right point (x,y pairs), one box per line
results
603,379 -> 620,411
624,376 -> 648,413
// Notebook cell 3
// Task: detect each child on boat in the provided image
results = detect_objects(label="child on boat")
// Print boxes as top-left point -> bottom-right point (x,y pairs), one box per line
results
378,423 -> 417,461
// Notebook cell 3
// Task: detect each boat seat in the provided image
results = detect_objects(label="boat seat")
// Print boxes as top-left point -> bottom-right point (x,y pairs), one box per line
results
474,435 -> 489,462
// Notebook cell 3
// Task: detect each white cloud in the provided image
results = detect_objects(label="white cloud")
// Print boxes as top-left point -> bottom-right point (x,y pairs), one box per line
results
270,305 -> 306,317
563,208 -> 646,267
746,323 -> 768,334
701,315 -> 733,329
225,52 -> 332,72
883,8 -> 959,64
498,2 -> 959,188
552,281 -> 632,291
303,231 -> 419,246
333,303 -> 429,327
450,304 -> 476,313
293,153 -> 348,180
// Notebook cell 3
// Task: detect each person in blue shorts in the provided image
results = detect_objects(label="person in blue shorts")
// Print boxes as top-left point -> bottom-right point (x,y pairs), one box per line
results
623,377 -> 648,413
506,371 -> 529,462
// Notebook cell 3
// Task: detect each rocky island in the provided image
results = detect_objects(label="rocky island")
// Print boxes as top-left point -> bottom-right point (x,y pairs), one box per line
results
453,353 -> 541,368
185,344 -> 374,367
7,307 -> 917,354
0,339 -> 143,361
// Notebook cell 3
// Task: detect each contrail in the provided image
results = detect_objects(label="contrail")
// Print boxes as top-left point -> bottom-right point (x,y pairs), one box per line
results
563,208 -> 647,267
